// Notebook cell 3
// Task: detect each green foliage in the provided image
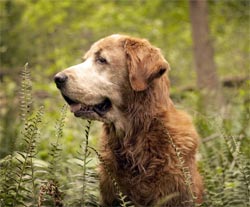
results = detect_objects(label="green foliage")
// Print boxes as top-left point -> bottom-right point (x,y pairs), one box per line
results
0,63 -> 44,207
64,120 -> 100,207
37,105 -> 66,206
88,146 -> 134,207
198,114 -> 250,207
1,0 -> 248,85
19,63 -> 32,121
166,130 -> 196,205
0,106 -> 44,206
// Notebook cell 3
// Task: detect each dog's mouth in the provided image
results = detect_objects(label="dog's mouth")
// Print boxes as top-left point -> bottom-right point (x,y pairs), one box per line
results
62,94 -> 112,118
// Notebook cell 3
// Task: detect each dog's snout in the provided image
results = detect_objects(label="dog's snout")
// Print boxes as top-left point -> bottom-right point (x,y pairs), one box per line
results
54,73 -> 68,89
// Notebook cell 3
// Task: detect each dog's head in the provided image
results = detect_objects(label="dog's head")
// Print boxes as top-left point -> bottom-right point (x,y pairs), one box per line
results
54,34 -> 169,125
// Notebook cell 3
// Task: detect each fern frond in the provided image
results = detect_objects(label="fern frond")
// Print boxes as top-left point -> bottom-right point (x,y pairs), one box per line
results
0,63 -> 35,206
81,120 -> 92,206
0,106 -> 44,206
63,120 -> 100,206
164,129 -> 197,205
199,115 -> 250,207
0,155 -> 16,206
38,105 -> 67,207
19,63 -> 32,122
48,104 -> 67,179
220,129 -> 250,206
88,145 -> 135,207
13,106 -> 44,206
154,192 -> 180,207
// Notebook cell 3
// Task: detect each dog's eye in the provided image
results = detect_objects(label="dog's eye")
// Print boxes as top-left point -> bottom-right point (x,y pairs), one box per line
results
96,56 -> 107,64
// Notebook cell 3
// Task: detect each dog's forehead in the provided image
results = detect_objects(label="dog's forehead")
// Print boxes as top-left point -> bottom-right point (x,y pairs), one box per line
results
84,35 -> 125,58
98,34 -> 123,45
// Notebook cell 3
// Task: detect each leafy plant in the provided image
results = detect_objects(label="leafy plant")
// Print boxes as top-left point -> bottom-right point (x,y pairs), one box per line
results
88,146 -> 134,207
199,117 -> 250,207
64,120 -> 100,207
38,105 -> 67,207
0,63 -> 44,207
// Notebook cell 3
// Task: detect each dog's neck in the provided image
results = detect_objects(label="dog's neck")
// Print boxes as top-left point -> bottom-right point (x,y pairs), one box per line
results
106,77 -> 173,145
102,80 -> 174,174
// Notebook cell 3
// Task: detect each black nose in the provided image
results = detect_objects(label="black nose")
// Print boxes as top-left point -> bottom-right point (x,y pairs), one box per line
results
54,73 -> 68,89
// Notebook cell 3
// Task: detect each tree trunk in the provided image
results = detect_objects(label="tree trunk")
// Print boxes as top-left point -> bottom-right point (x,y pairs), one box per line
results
189,0 -> 223,110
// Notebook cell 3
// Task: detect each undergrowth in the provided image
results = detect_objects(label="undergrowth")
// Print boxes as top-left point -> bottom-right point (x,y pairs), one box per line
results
0,64 -> 249,207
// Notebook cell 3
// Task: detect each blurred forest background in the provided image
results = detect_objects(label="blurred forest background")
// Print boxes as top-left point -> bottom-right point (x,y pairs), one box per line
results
0,0 -> 249,206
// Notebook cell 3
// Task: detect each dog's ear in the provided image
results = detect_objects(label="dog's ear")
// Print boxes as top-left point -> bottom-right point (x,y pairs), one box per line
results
124,37 -> 170,91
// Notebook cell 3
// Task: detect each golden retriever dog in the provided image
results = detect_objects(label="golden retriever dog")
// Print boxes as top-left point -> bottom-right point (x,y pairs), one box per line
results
54,34 -> 203,207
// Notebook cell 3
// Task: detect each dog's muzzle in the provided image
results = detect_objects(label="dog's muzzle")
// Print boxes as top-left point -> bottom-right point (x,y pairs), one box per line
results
54,72 -> 112,119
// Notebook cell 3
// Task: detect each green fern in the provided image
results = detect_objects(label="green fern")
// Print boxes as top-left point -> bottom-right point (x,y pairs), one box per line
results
154,192 -> 180,207
200,116 -> 250,207
164,129 -> 197,206
14,106 -> 44,206
65,120 -> 100,207
81,120 -> 92,206
222,133 -> 250,207
38,105 -> 67,207
0,106 -> 44,207
0,155 -> 16,206
19,63 -> 33,122
88,145 -> 134,207
48,104 -> 67,179
0,63 -> 42,206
